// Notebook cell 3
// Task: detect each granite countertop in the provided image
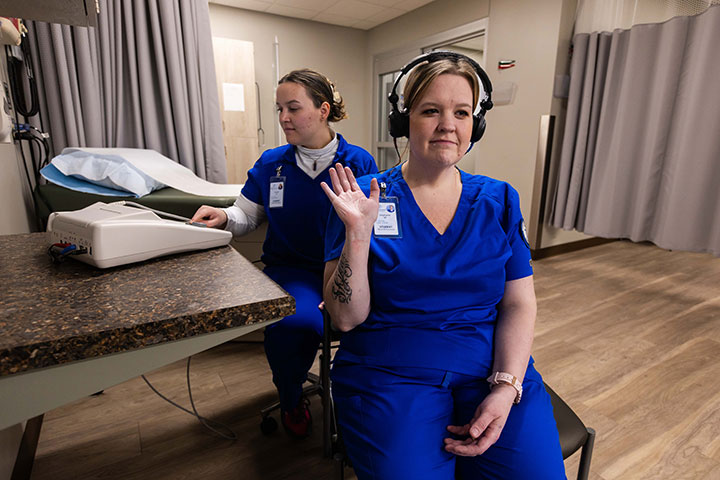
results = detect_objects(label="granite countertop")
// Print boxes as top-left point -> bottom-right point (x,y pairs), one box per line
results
0,233 -> 295,377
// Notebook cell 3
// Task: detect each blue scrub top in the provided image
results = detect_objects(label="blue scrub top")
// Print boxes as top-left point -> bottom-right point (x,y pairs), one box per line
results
324,165 -> 535,378
242,134 -> 377,273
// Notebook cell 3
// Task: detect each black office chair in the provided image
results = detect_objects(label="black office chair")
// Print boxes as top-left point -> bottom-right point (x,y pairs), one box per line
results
319,309 -> 596,480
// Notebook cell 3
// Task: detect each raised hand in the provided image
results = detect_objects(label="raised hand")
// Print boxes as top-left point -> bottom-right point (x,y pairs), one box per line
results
321,163 -> 380,239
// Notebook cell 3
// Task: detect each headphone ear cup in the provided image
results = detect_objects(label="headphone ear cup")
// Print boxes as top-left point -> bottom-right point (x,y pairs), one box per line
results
471,114 -> 486,143
388,109 -> 410,138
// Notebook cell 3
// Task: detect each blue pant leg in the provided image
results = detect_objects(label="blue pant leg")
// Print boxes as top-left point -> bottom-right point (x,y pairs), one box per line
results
331,364 -> 457,480
262,266 -> 323,411
453,365 -> 566,480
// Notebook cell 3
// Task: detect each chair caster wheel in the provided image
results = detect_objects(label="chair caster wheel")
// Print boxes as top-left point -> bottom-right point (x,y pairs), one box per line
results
260,415 -> 278,435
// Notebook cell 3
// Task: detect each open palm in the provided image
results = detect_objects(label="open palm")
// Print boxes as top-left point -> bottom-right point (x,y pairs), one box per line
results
321,163 -> 379,236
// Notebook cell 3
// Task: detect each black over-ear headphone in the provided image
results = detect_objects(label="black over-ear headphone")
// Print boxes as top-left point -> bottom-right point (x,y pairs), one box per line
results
387,51 -> 493,143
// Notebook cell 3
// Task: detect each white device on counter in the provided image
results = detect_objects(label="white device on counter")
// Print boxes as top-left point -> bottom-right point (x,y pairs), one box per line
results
46,201 -> 232,268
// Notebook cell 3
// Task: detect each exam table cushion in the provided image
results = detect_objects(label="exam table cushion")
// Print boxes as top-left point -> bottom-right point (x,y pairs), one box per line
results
35,184 -> 237,228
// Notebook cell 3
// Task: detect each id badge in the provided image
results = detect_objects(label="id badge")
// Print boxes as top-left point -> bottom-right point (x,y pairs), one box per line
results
269,176 -> 285,208
374,196 -> 402,238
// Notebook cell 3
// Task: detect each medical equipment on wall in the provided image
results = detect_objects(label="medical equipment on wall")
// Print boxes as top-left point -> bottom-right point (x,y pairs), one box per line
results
46,201 -> 232,268
3,16 -> 51,229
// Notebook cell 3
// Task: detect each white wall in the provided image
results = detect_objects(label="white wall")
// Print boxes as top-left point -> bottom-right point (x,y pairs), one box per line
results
478,0 -> 564,208
481,0 -> 590,248
208,5 -> 371,152
367,0 -> 490,55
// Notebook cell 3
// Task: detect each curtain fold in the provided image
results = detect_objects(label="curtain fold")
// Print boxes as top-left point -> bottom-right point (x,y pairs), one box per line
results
550,5 -> 720,255
27,0 -> 227,183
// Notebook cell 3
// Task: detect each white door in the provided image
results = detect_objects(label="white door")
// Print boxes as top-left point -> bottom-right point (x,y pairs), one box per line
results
212,37 -> 260,184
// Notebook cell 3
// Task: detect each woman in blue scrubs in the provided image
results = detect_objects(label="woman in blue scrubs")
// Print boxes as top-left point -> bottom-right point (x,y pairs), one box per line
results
191,69 -> 377,437
321,53 -> 565,478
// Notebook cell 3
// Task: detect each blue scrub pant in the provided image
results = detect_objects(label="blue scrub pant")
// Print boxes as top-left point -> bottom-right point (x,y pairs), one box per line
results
331,363 -> 566,480
262,265 -> 323,412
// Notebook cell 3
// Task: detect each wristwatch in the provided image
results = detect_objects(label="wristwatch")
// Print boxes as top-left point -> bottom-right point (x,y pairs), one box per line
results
487,371 -> 523,405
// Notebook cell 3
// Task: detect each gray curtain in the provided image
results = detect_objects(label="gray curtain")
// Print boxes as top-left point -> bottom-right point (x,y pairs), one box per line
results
550,5 -> 720,255
27,0 -> 227,183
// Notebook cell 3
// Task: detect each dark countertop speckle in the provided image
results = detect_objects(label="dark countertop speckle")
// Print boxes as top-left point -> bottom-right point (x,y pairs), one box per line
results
0,233 -> 294,377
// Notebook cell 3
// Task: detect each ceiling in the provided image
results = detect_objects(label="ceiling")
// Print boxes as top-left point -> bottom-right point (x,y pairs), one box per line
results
209,0 -> 436,30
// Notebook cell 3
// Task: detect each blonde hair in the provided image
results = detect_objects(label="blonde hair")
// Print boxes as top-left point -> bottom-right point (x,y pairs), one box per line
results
402,58 -> 480,114
279,69 -> 347,122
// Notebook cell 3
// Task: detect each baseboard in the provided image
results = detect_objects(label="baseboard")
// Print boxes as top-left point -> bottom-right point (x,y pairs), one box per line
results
531,237 -> 615,261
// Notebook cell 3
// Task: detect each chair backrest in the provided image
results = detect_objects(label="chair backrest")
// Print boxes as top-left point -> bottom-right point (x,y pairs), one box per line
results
543,382 -> 589,459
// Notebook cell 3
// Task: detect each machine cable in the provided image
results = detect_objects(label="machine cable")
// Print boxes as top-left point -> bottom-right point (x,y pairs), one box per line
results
141,357 -> 239,441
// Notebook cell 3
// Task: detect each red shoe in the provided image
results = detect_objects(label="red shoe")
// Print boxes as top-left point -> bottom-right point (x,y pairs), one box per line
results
281,397 -> 312,438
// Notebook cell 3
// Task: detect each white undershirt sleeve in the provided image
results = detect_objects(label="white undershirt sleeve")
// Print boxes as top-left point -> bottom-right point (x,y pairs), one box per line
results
222,194 -> 266,237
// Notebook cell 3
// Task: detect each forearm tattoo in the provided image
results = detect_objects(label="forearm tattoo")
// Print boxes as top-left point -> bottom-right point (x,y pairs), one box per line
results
332,254 -> 353,304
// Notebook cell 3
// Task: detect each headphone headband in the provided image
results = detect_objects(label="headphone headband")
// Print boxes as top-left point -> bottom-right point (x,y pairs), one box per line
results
386,51 -> 493,142
388,51 -> 493,116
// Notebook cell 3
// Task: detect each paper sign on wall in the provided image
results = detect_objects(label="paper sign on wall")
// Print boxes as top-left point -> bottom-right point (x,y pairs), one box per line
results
223,83 -> 245,111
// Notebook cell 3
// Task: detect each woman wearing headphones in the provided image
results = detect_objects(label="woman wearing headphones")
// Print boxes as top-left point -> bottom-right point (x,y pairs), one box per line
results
322,53 -> 564,478
192,69 -> 377,438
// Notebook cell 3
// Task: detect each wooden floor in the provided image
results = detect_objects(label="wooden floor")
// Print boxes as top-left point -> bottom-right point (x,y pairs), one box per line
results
30,240 -> 720,479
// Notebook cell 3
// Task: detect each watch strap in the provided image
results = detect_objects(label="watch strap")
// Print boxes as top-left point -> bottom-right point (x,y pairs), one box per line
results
487,371 -> 523,404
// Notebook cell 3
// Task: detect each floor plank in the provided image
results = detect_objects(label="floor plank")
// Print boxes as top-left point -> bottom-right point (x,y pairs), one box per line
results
30,240 -> 720,479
